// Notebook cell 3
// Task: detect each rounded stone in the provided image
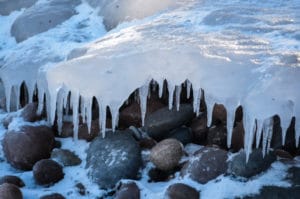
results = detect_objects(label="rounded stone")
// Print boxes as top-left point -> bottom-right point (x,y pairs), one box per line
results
33,159 -> 64,185
0,175 -> 25,187
0,183 -> 23,199
164,183 -> 199,199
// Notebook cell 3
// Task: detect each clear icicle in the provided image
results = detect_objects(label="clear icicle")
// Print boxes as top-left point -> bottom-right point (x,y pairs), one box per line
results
37,85 -> 44,115
4,85 -> 11,112
72,91 -> 80,140
98,102 -> 107,138
175,85 -> 181,111
192,87 -> 201,116
110,105 -> 119,132
80,97 -> 86,123
57,89 -> 64,135
167,81 -> 175,110
48,90 -> 58,126
244,112 -> 256,162
158,79 -> 164,98
281,121 -> 290,146
14,85 -> 20,110
186,80 -> 191,99
255,119 -> 263,148
262,118 -> 273,157
205,93 -> 214,127
139,84 -> 149,126
86,98 -> 92,134
226,109 -> 235,148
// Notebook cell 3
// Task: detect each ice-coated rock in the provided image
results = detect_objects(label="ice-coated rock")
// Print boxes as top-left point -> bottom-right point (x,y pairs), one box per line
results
11,0 -> 80,42
51,149 -> 82,166
0,0 -> 37,16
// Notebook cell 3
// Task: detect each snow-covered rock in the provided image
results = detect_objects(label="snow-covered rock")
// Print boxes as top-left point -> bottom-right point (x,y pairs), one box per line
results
0,0 -> 37,16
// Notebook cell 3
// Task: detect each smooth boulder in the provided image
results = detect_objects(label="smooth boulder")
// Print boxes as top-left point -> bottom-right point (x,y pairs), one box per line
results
0,183 -> 23,199
33,159 -> 64,185
115,182 -> 140,199
164,183 -> 199,199
51,149 -> 81,166
0,175 -> 25,187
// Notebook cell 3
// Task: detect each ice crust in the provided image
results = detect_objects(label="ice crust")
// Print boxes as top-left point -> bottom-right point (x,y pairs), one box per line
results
1,0 -> 300,159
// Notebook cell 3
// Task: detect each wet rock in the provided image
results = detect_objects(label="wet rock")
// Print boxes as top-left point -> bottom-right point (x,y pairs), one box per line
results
0,175 -> 25,187
0,0 -> 37,16
86,130 -> 142,189
150,138 -> 183,171
119,97 -> 165,128
115,182 -> 140,199
207,125 -> 227,149
142,104 -> 194,140
190,114 -> 208,144
0,183 -> 23,199
39,193 -> 65,199
33,159 -> 64,185
164,183 -> 199,199
181,147 -> 228,184
11,0 -> 80,42
243,186 -> 300,199
228,149 -> 276,178
2,125 -> 55,170
20,102 -> 40,122
168,127 -> 193,145
51,149 -> 81,166
230,122 -> 244,152
75,182 -> 86,196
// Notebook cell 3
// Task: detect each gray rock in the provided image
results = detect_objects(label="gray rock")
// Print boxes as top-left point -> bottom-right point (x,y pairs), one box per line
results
11,0 -> 80,42
150,138 -> 183,171
51,149 -> 81,166
115,182 -> 140,199
0,175 -> 25,187
0,0 -> 37,16
86,130 -> 142,189
168,127 -> 193,145
242,186 -> 300,199
190,114 -> 208,145
0,183 -> 23,199
228,149 -> 276,178
20,102 -> 40,122
33,159 -> 64,185
142,104 -> 194,140
164,183 -> 199,199
181,147 -> 228,184
2,125 -> 55,170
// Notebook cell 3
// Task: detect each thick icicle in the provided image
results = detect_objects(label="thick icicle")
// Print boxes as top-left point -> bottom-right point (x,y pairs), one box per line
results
255,119 -> 263,148
4,85 -> 11,112
110,104 -> 120,132
186,80 -> 191,99
205,93 -> 214,127
14,85 -> 20,110
175,85 -> 181,111
139,84 -> 149,126
37,85 -> 45,115
262,118 -> 273,157
80,97 -> 86,123
86,97 -> 92,134
72,91 -> 80,140
158,79 -> 164,98
244,112 -> 256,162
167,81 -> 175,110
226,108 -> 235,148
56,89 -> 65,135
98,101 -> 107,138
48,90 -> 58,126
192,87 -> 201,116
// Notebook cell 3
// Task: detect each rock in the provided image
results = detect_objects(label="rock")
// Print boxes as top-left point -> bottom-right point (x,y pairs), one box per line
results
2,125 -> 55,170
0,183 -> 23,199
230,122 -> 244,152
11,0 -> 80,42
168,127 -> 193,145
275,149 -> 293,160
207,125 -> 227,149
150,138 -> 183,171
228,149 -> 276,178
0,0 -> 37,16
212,104 -> 227,125
51,149 -> 81,166
148,165 -> 182,182
142,104 -> 194,140
0,175 -> 25,187
119,97 -> 165,128
86,130 -> 142,189
39,193 -> 65,199
287,167 -> 300,186
243,186 -> 300,199
33,159 -> 64,185
115,182 -> 140,199
75,182 -> 86,196
20,102 -> 40,122
181,147 -> 228,184
1,113 -> 15,129
164,183 -> 199,199
139,138 -> 157,149
190,114 -> 208,144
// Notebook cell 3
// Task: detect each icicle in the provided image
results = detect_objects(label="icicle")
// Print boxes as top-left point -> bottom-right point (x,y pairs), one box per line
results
48,90 -> 58,126
86,97 -> 92,134
226,108 -> 235,148
158,79 -> 164,98
80,97 -> 86,123
255,119 -> 263,148
262,118 -> 273,157
296,118 -> 300,147
13,85 -> 20,110
98,101 -> 107,138
139,84 -> 149,126
72,91 -> 80,140
56,89 -> 64,135
186,80 -> 191,99
205,93 -> 214,127
167,81 -> 175,110
4,85 -> 12,112
110,104 -> 119,132
192,87 -> 201,115
175,85 -> 182,111
27,83 -> 35,104
37,85 -> 44,115
244,112 -> 255,162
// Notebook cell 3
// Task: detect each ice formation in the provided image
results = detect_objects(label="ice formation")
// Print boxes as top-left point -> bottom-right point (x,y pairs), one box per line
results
1,0 -> 300,159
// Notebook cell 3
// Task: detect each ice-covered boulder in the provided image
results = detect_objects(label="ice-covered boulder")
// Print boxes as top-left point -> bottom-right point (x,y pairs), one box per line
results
11,0 -> 81,42
0,0 -> 37,16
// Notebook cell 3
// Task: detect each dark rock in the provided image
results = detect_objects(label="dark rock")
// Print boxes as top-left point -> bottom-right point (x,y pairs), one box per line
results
190,114 -> 208,144
20,102 -> 40,122
142,104 -> 194,140
0,0 -> 37,16
75,182 -> 86,196
275,149 -> 293,160
139,138 -> 157,149
119,97 -> 165,128
1,113 -> 15,129
168,127 -> 193,145
212,104 -> 227,125
33,159 -> 64,185
148,165 -> 182,182
86,130 -> 142,189
228,149 -> 276,178
242,186 -> 300,199
2,125 -> 55,170
150,138 -> 183,171
287,167 -> 300,186
11,0 -> 80,42
115,182 -> 140,199
0,183 -> 23,199
39,193 -> 65,199
181,147 -> 228,184
164,183 -> 199,199
51,149 -> 81,166
0,175 -> 25,187
207,125 -> 227,149
230,122 -> 244,152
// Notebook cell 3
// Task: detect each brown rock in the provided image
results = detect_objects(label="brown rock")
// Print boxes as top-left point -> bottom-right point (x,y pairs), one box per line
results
20,102 -> 41,122
2,125 -> 55,170
190,114 -> 208,144
33,159 -> 64,185
0,183 -> 23,199
150,138 -> 183,171
212,104 -> 227,125
0,175 -> 25,187
165,183 -> 199,199
115,182 -> 140,199
231,122 -> 244,152
207,125 -> 227,149
275,149 -> 293,160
